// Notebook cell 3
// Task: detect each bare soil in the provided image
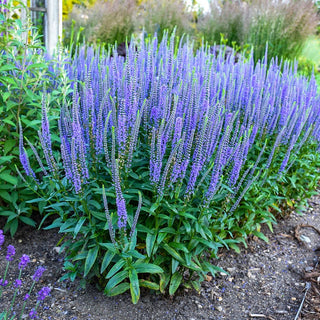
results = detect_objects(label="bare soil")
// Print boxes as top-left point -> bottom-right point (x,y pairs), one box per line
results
1,195 -> 320,320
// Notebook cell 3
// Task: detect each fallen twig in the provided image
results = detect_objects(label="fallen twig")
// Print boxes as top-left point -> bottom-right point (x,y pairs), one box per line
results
294,282 -> 311,320
249,314 -> 276,320
304,272 -> 320,279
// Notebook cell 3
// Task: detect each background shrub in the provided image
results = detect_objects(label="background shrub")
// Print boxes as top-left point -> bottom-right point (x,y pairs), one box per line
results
140,0 -> 192,42
248,0 -> 318,62
62,0 -> 96,20
63,0 -> 138,48
197,0 -> 249,49
198,0 -> 318,62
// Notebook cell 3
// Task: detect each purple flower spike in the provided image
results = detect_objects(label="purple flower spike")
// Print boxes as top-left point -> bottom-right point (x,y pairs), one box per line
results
37,286 -> 51,301
32,266 -> 46,282
29,309 -> 38,319
0,279 -> 8,287
0,230 -> 4,249
6,245 -> 15,261
14,279 -> 22,287
24,293 -> 30,301
19,254 -> 30,270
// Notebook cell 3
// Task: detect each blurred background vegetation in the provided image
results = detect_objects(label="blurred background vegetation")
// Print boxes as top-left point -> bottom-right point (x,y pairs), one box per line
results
58,0 -> 320,80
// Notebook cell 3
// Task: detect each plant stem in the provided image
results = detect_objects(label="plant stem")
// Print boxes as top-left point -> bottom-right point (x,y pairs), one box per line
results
0,261 -> 10,298
19,280 -> 36,320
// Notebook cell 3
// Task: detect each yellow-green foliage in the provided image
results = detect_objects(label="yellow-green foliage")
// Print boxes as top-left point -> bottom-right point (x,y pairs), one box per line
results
62,0 -> 96,20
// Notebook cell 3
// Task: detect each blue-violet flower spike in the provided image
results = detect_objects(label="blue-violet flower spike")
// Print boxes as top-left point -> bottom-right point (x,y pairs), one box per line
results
14,279 -> 22,287
32,266 -> 46,282
6,245 -> 15,261
19,254 -> 30,270
37,286 -> 51,301
0,230 -> 4,249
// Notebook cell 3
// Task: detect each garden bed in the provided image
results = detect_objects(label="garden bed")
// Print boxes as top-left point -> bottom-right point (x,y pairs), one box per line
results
1,195 -> 319,320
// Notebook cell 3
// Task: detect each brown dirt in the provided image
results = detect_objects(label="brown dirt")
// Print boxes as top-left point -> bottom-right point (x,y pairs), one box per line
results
1,195 -> 320,320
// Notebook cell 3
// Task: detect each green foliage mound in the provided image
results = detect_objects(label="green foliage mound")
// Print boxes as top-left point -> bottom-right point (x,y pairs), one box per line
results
0,1 -> 68,236
18,34 -> 320,304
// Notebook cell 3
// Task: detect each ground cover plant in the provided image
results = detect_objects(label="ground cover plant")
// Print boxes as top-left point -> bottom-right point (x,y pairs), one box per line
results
0,230 -> 51,319
17,30 -> 320,305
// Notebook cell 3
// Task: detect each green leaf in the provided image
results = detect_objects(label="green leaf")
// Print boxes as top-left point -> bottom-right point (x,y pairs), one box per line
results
0,211 -> 15,217
150,202 -> 159,213
252,230 -> 269,243
169,242 -> 189,253
105,270 -> 129,293
194,237 -> 221,251
26,62 -> 48,71
0,156 -> 14,165
90,210 -> 106,221
43,217 -> 63,230
99,242 -> 117,253
19,216 -> 36,227
146,233 -> 156,257
202,261 -> 227,276
139,279 -> 160,291
1,91 -> 10,102
74,217 -> 86,237
101,251 -> 115,273
156,232 -> 167,245
159,227 -> 176,234
183,221 -> 191,233
169,272 -> 183,296
60,219 -> 77,233
3,140 -> 16,156
9,218 -> 19,237
0,76 -> 15,85
0,172 -> 18,185
3,119 -> 16,127
106,283 -> 130,296
84,246 -> 99,277
127,250 -> 145,260
5,100 -> 18,111
106,259 -> 126,279
159,272 -> 170,293
229,243 -> 241,253
133,262 -> 164,274
172,258 -> 179,274
88,199 -> 102,210
129,172 -> 140,180
129,268 -> 140,304
178,211 -> 196,220
191,280 -> 201,292
136,224 -> 152,233
162,243 -> 185,264
27,197 -> 46,204
0,64 -> 16,72
0,190 -> 11,202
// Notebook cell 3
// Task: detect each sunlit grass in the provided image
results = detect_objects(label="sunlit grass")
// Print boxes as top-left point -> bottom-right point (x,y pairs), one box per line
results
301,36 -> 320,89
302,36 -> 320,65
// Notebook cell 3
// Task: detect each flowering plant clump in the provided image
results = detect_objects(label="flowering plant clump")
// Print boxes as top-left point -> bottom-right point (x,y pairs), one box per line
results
0,0 -> 72,237
20,33 -> 320,303
0,230 -> 50,319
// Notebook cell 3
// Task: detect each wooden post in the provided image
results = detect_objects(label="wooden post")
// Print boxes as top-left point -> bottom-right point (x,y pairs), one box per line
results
45,0 -> 62,55
20,0 -> 63,55
30,0 -> 37,28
